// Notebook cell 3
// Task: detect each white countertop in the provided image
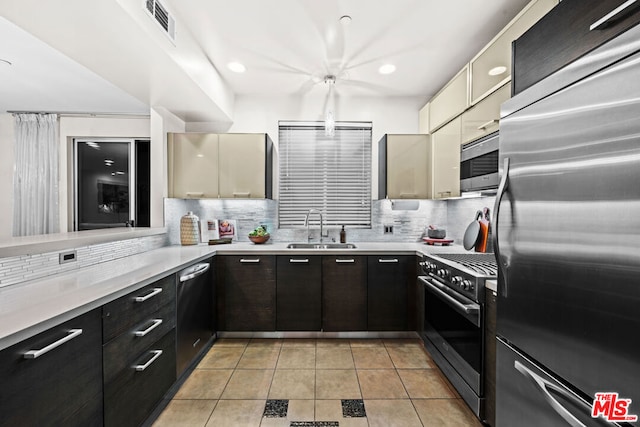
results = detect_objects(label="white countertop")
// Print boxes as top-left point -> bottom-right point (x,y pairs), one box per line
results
0,240 -> 467,351
0,245 -> 216,351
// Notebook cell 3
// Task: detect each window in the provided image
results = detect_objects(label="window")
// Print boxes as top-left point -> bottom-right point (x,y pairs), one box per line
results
278,121 -> 372,228
73,138 -> 150,230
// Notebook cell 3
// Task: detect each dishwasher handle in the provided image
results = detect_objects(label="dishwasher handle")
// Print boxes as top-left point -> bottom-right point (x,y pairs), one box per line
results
179,262 -> 211,283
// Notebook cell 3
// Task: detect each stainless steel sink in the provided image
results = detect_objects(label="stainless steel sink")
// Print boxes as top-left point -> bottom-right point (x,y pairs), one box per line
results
286,242 -> 357,249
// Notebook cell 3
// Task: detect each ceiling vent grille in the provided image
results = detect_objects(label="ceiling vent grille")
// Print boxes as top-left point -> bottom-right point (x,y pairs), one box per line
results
144,0 -> 176,42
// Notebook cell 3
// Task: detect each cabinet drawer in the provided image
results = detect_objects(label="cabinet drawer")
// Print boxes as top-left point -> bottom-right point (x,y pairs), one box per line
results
103,301 -> 176,384
104,330 -> 176,427
513,0 -> 640,94
0,309 -> 103,427
103,274 -> 175,343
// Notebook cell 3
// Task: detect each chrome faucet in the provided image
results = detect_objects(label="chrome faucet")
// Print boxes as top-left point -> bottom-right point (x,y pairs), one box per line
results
304,209 -> 323,243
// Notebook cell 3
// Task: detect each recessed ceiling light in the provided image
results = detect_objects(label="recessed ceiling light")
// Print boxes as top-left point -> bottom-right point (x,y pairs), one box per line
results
488,66 -> 507,76
339,15 -> 352,25
378,64 -> 396,75
227,62 -> 246,73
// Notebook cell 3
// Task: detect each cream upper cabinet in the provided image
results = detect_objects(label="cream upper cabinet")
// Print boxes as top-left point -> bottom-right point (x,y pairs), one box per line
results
168,133 -> 273,199
168,133 -> 219,198
431,117 -> 461,199
461,83 -> 510,145
218,133 -> 269,198
378,134 -> 431,199
470,0 -> 559,104
429,65 -> 469,133
419,102 -> 430,134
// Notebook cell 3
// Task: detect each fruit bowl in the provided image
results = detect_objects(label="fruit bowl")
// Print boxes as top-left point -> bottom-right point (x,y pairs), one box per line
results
249,234 -> 270,244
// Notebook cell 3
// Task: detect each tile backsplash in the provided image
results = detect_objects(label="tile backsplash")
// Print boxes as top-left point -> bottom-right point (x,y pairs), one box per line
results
164,196 -> 495,245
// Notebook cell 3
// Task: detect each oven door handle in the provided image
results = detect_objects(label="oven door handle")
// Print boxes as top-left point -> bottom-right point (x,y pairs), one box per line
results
419,276 -> 481,326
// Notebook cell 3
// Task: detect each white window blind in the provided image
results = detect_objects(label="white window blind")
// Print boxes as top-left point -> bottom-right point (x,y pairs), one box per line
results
279,121 -> 372,228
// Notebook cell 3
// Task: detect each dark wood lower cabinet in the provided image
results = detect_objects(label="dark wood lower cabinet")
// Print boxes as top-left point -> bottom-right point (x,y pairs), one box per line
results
0,309 -> 103,427
484,289 -> 498,426
367,255 -> 413,331
217,255 -> 276,331
276,255 -> 321,331
104,330 -> 176,427
322,255 -> 367,331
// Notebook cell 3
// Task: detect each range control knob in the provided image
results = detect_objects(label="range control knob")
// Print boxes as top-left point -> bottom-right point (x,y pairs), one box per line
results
451,276 -> 463,287
436,269 -> 449,280
461,280 -> 474,291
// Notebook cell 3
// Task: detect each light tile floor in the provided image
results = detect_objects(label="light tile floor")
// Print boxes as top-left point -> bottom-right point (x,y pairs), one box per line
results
153,338 -> 483,427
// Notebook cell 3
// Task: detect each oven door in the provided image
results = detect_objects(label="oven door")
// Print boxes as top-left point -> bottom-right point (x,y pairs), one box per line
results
419,275 -> 483,396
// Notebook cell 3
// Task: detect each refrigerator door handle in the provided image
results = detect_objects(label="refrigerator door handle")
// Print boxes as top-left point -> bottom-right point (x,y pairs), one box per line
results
493,157 -> 510,296
515,360 -> 593,427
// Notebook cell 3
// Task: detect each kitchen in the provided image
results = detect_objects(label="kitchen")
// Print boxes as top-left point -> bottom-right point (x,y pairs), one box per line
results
1,1 -> 639,426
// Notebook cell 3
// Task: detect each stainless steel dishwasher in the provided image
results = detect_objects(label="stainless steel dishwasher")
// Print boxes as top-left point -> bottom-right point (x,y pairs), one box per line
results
176,258 -> 214,376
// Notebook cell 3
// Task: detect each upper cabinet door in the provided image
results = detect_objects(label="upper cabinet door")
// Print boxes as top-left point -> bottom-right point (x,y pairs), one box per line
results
461,83 -> 510,145
513,0 -> 640,95
168,133 -> 219,198
218,133 -> 267,198
431,116 -> 461,199
470,0 -> 558,104
429,66 -> 470,132
384,134 -> 431,199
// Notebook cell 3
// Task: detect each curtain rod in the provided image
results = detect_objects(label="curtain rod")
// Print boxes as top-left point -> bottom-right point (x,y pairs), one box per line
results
7,111 -> 150,119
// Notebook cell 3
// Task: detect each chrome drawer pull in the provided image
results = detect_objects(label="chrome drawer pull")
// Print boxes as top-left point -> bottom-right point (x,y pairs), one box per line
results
335,259 -> 355,263
134,287 -> 163,302
23,329 -> 83,359
378,259 -> 399,263
590,0 -> 638,31
289,259 -> 309,263
134,319 -> 163,337
134,350 -> 163,371
240,259 -> 260,263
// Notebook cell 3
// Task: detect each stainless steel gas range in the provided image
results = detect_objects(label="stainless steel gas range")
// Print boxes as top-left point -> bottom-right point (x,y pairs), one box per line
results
418,253 -> 497,420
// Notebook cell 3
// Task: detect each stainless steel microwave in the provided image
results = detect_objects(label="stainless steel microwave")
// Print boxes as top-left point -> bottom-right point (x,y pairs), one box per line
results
460,131 -> 499,192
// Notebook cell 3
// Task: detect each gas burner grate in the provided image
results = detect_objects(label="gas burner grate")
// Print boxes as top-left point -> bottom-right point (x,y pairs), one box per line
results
435,253 -> 498,276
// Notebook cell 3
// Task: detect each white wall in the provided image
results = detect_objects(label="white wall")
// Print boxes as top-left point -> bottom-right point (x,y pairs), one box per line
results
197,95 -> 426,198
150,108 -> 186,227
0,114 -> 15,239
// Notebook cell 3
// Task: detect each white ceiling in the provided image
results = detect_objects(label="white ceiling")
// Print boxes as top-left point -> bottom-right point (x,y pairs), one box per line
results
176,0 -> 531,98
0,0 -> 532,119
0,16 -> 149,116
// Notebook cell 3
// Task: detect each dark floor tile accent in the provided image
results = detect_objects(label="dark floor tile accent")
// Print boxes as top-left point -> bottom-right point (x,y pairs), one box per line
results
341,399 -> 366,417
264,399 -> 289,418
290,423 -> 339,427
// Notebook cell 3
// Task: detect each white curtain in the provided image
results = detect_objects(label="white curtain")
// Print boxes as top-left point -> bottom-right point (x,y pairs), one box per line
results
13,113 -> 60,236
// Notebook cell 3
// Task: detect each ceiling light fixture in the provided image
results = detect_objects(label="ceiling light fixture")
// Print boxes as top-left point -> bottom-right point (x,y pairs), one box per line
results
378,64 -> 396,75
227,62 -> 246,73
488,65 -> 507,76
324,75 -> 336,138
339,15 -> 352,25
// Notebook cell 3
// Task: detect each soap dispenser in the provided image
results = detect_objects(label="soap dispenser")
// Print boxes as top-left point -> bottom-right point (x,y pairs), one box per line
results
340,225 -> 346,243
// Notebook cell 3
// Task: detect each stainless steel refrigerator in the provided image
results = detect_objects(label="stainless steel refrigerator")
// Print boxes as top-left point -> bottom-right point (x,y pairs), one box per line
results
493,23 -> 640,427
